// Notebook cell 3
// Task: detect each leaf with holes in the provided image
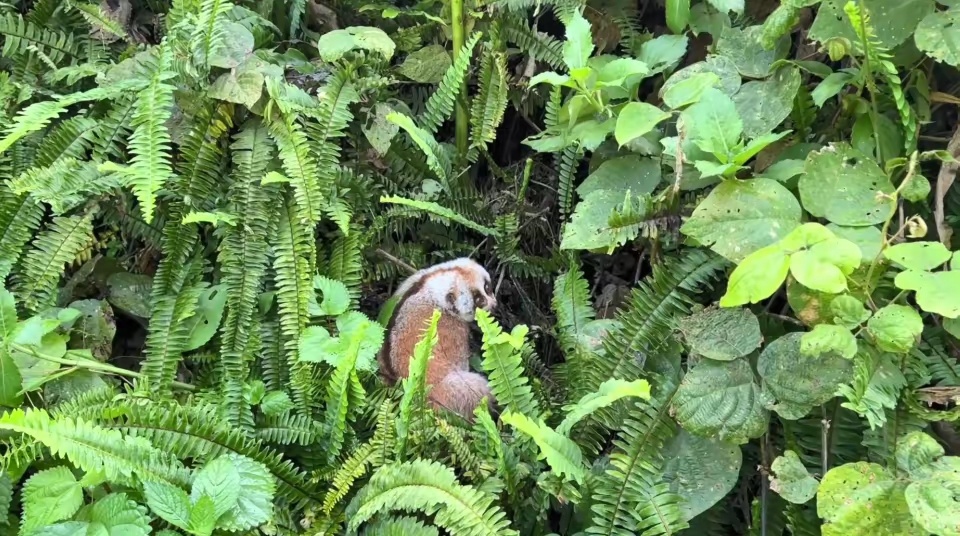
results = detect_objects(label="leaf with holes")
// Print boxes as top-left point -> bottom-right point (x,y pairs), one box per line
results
662,429 -> 742,520
183,284 -> 227,352
883,241 -> 952,271
732,66 -> 801,138
770,450 -> 819,504
817,462 -> 921,535
799,143 -> 896,226
894,270 -> 960,318
867,304 -> 923,353
681,178 -> 801,263
916,9 -> 960,67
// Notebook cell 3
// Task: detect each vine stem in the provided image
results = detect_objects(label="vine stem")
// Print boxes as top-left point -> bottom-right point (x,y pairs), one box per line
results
12,343 -> 196,392
451,0 -> 468,157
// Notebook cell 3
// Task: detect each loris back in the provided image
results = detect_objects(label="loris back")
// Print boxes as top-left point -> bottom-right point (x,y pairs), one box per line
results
378,258 -> 497,419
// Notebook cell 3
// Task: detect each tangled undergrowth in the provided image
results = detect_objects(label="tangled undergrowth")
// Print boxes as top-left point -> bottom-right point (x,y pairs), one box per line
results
2,0 -> 960,534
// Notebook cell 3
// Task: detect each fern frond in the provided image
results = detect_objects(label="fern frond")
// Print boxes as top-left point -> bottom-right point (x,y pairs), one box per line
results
91,95 -> 136,162
0,186 -> 43,281
34,115 -> 97,166
174,101 -> 233,209
272,190 -> 316,413
269,110 -> 323,225
101,43 -> 177,225
320,230 -> 363,308
361,515 -> 440,536
307,65 -> 360,202
556,144 -> 583,217
502,19 -> 564,69
476,309 -> 540,418
346,458 -> 518,536
552,262 -> 595,356
0,408 -> 191,487
323,442 -> 375,514
468,48 -> 509,161
256,413 -> 325,445
420,32 -> 481,136
190,0 -> 234,71
11,158 -> 119,214
380,196 -> 496,236
595,249 -> 728,394
13,213 -> 95,313
0,13 -> 82,65
218,121 -> 277,426
587,384 -> 687,536
397,310 -> 440,457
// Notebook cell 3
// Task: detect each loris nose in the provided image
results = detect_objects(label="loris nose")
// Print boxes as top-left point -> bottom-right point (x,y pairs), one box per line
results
485,296 -> 497,310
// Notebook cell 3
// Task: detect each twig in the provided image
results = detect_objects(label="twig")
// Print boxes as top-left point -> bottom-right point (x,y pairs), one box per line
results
376,248 -> 417,275
935,126 -> 960,247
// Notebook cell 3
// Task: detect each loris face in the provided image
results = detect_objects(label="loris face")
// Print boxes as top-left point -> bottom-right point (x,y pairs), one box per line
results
442,261 -> 496,322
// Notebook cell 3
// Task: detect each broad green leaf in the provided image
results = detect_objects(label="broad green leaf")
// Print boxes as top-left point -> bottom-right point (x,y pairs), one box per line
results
570,118 -> 615,151
758,158 -> 805,183
502,411 -> 586,483
812,71 -> 856,107
67,299 -> 116,361
799,143 -> 896,226
596,58 -> 650,88
579,156 -> 661,197
681,178 -> 801,263
673,358 -> 769,444
905,459 -> 960,534
363,102 -> 400,156
693,160 -> 739,178
106,272 -> 152,319
732,66 -> 801,138
0,349 -> 22,407
557,378 -> 650,434
183,284 -> 227,352
662,72 -> 720,109
32,522 -> 89,536
758,332 -> 853,419
142,480 -> 191,530
719,244 -> 790,306
732,131 -> 790,166
801,324 -> 857,360
867,304 -> 923,353
192,456 -> 241,520
901,173 -> 931,203
829,295 -> 872,328
215,453 -> 276,532
883,241 -> 952,271
662,56 -> 741,98
707,0 -> 744,13
770,450 -> 819,504
638,35 -> 689,74
678,307 -> 761,361
689,2 -> 732,37
313,276 -> 351,316
662,429 -> 742,521
827,224 -> 883,260
397,44 -> 451,83
12,331 -> 66,392
560,189 -> 637,251
22,467 -> 84,533
896,431 -> 945,477
615,102 -> 671,147
260,391 -> 294,416
810,0 -> 936,50
207,22 -> 254,69
894,270 -> 960,318
209,68 -> 264,108
188,495 -> 217,536
916,9 -> 960,67
789,238 -> 861,294
0,287 -> 15,338
529,71 -> 572,87
716,25 -> 788,78
317,27 -> 396,62
666,0 -> 691,34
80,493 -> 151,536
817,462 -> 921,535
681,87 -> 742,158
299,312 -> 385,371
563,10 -> 594,70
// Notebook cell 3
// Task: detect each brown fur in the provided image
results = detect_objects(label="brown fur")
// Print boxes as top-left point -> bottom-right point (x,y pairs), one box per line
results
377,260 -> 496,420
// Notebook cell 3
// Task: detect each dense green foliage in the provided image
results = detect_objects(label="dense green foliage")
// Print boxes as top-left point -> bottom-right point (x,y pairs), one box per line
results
4,0 -> 960,533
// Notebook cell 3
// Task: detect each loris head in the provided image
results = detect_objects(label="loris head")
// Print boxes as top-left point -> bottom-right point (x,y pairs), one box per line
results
399,258 -> 497,322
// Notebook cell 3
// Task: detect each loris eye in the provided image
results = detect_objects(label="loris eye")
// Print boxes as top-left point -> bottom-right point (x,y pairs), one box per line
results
472,289 -> 483,303
483,282 -> 491,294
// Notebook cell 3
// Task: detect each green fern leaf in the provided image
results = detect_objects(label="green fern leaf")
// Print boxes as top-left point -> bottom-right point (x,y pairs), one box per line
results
397,309 -> 440,456
380,196 -> 496,236
13,213 -> 95,313
468,49 -> 509,160
476,310 -> 540,418
218,121 -> 278,426
420,32 -> 481,136
346,458 -> 518,536
0,185 -> 43,281
100,44 -> 177,225
269,110 -> 324,225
